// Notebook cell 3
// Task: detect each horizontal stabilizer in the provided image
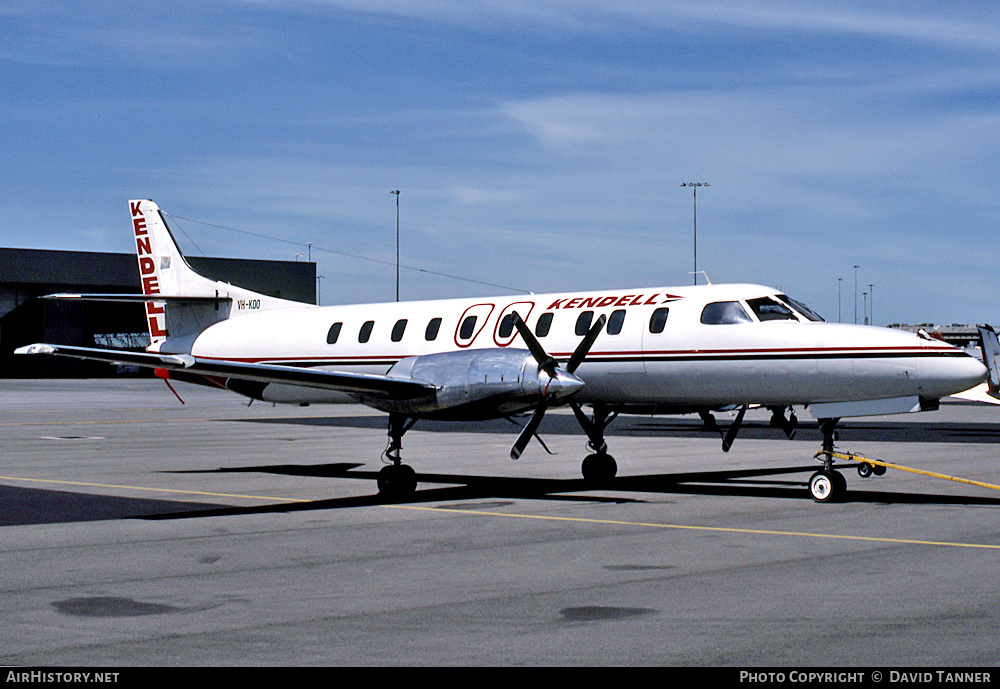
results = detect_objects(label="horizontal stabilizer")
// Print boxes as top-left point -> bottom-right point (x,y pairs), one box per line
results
15,343 -> 436,400
42,293 -> 231,305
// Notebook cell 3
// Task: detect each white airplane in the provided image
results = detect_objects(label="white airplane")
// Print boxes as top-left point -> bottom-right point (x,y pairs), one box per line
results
16,200 -> 999,503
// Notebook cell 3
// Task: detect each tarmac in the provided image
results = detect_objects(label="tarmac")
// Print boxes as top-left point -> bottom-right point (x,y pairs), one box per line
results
2,378 -> 1000,667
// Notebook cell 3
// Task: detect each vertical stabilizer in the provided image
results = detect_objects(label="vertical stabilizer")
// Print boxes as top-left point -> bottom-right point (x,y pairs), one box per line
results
129,199 -> 311,351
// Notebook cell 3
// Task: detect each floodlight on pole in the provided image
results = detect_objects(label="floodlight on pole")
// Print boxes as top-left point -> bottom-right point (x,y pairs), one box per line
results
681,183 -> 708,285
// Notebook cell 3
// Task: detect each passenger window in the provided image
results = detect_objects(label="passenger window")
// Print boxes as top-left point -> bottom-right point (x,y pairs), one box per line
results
607,310 -> 626,335
535,312 -> 553,337
746,297 -> 797,322
391,319 -> 407,342
326,322 -> 342,344
425,317 -> 442,341
575,311 -> 594,336
700,301 -> 752,325
648,308 -> 669,334
359,320 -> 374,343
498,313 -> 515,339
460,315 -> 478,340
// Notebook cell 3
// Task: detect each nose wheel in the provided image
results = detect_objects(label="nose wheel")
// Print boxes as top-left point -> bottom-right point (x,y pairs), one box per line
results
808,469 -> 846,502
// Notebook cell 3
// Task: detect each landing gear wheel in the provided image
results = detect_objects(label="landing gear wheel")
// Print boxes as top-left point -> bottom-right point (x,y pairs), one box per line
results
582,453 -> 617,484
857,462 -> 873,478
377,464 -> 417,501
809,470 -> 843,503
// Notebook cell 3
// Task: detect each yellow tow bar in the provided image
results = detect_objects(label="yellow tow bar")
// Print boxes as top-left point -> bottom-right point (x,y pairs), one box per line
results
818,450 -> 1000,493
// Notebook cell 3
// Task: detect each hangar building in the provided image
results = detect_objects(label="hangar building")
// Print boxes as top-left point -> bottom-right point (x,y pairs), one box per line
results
1,248 -> 315,377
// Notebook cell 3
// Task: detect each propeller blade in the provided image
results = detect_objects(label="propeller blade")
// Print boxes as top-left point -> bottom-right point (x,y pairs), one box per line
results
566,314 -> 606,374
511,312 -> 558,377
510,401 -> 548,460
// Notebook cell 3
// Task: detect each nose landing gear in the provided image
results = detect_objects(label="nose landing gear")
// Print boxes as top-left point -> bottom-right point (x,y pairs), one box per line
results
810,417 -> 846,503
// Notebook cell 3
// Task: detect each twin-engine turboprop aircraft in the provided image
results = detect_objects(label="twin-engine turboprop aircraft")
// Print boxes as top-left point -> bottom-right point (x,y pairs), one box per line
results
16,200 -> 998,502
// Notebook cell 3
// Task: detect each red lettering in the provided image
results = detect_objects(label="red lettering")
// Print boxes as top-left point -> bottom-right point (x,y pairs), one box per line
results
133,217 -> 147,236
142,276 -> 160,294
145,301 -> 164,315
148,315 -> 168,337
547,299 -> 566,309
139,256 -> 155,275
136,236 -> 151,255
629,295 -> 645,306
130,201 -> 142,217
644,294 -> 660,305
564,297 -> 582,309
577,297 -> 600,308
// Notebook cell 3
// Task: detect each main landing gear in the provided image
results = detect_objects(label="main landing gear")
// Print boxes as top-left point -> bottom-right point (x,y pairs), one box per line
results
377,413 -> 418,500
571,403 -> 619,484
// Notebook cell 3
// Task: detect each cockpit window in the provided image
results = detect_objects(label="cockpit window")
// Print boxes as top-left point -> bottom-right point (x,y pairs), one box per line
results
746,297 -> 798,322
700,301 -> 753,325
776,294 -> 825,322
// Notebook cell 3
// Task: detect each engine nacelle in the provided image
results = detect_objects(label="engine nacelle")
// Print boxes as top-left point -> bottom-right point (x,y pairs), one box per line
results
367,348 -> 582,419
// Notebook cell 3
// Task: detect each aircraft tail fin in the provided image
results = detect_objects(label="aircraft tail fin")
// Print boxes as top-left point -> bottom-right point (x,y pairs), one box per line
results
976,325 -> 1000,400
129,199 -> 310,351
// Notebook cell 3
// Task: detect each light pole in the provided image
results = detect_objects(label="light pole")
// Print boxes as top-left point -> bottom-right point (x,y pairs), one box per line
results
853,265 -> 860,324
681,182 -> 708,285
838,278 -> 843,323
390,190 -> 400,301
316,275 -> 324,306
869,283 -> 874,326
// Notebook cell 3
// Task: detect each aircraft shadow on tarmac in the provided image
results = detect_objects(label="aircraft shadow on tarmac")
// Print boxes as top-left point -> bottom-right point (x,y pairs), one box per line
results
5,462 -> 1000,526
141,461 -> 1000,521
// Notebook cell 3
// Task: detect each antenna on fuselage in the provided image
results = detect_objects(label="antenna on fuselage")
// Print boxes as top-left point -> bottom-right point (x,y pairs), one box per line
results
689,271 -> 712,285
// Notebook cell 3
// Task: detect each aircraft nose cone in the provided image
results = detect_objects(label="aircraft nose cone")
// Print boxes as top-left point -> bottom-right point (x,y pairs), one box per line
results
918,353 -> 987,398
545,370 -> 585,399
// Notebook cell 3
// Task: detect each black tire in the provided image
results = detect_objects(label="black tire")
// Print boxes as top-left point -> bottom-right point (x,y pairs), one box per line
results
377,464 -> 417,501
809,470 -> 839,503
582,453 -> 617,484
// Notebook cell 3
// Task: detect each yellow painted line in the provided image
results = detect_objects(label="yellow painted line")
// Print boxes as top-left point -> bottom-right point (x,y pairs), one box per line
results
386,504 -> 1000,551
0,474 -> 307,503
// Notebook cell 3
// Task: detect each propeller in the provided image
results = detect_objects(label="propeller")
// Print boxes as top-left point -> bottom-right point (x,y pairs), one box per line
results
509,312 -> 605,459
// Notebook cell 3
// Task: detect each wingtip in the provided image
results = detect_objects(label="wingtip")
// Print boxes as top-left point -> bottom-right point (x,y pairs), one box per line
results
14,344 -> 55,355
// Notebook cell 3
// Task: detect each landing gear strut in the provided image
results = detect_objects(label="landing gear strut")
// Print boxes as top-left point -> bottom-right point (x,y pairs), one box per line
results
378,413 -> 418,500
571,403 -> 618,484
809,417 -> 847,502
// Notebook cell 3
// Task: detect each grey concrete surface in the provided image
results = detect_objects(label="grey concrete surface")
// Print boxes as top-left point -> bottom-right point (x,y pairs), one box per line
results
1,379 -> 999,666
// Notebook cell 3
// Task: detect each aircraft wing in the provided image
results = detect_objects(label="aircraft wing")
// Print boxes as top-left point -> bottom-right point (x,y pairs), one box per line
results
14,343 -> 435,400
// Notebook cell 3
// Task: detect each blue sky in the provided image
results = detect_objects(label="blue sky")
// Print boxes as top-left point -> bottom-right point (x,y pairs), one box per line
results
2,1 -> 999,325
